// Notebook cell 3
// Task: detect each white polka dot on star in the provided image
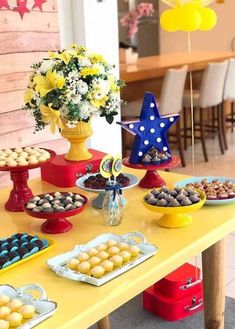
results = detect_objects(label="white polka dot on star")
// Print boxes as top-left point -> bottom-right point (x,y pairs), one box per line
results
160,123 -> 165,127
150,116 -> 155,121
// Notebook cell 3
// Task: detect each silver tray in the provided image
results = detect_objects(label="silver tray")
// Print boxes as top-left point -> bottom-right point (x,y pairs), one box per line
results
0,284 -> 57,328
47,232 -> 158,286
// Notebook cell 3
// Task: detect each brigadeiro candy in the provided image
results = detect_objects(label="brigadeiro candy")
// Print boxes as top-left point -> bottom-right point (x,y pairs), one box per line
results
0,256 -> 10,268
24,243 -> 38,253
157,199 -> 168,207
17,247 -> 29,259
5,251 -> 20,262
33,240 -> 43,250
144,187 -> 201,208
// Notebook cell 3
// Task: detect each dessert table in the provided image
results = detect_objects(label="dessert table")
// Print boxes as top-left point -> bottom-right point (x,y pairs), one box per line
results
0,168 -> 233,329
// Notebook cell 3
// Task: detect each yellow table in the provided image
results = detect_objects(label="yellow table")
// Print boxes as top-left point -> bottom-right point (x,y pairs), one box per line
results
0,169 -> 232,329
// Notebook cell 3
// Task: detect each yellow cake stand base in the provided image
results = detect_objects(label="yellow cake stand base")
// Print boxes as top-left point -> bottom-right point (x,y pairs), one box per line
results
158,213 -> 192,228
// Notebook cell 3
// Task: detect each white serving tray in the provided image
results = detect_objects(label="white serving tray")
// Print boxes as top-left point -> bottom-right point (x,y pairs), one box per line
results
0,284 -> 57,328
47,232 -> 158,286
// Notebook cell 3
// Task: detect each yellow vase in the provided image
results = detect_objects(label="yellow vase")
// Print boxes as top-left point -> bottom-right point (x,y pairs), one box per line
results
61,119 -> 93,161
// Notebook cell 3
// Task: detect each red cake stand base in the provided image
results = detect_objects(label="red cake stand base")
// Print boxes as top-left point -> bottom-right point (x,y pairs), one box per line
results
123,156 -> 181,189
0,149 -> 56,212
5,170 -> 33,212
41,218 -> 73,234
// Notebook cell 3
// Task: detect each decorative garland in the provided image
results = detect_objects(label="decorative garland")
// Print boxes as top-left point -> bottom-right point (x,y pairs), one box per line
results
0,0 -> 47,19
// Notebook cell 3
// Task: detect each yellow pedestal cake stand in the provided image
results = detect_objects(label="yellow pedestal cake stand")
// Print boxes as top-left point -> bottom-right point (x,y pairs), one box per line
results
142,190 -> 206,228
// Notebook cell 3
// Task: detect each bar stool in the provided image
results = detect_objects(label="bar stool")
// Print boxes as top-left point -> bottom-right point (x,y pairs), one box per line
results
183,61 -> 228,162
224,59 -> 235,134
121,65 -> 188,167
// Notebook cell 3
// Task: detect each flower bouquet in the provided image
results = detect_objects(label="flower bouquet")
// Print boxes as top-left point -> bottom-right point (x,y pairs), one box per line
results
23,44 -> 124,161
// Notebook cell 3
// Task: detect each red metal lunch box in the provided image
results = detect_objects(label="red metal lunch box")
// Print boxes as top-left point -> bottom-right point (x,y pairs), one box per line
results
41,149 -> 106,187
143,285 -> 204,321
154,263 -> 202,299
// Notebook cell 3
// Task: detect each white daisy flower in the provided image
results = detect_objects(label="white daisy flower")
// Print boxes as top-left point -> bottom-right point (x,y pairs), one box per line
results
92,78 -> 110,94
78,58 -> 92,67
39,60 -> 55,74
92,63 -> 105,74
60,107 -> 69,117
68,71 -> 79,83
79,101 -> 93,120
72,94 -> 82,105
77,80 -> 88,95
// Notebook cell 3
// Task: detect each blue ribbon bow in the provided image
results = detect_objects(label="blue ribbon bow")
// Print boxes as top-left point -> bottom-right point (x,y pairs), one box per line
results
105,182 -> 123,201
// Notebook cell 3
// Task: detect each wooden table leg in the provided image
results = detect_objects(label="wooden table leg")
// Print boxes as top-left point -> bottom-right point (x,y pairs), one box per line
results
97,316 -> 110,329
202,239 -> 225,329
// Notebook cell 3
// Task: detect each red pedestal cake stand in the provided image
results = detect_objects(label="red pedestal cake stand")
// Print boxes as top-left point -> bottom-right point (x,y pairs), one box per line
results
0,150 -> 56,212
123,156 -> 181,188
24,194 -> 88,234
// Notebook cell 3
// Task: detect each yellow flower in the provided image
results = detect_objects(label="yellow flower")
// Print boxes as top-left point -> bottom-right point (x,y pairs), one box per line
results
24,88 -> 36,107
108,76 -> 120,93
48,51 -> 72,65
34,70 -> 65,97
90,96 -> 108,109
89,53 -> 106,64
80,67 -> 100,78
40,104 -> 64,133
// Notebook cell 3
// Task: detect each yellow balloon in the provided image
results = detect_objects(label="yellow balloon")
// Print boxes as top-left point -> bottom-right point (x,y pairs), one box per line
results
179,4 -> 202,32
160,9 -> 180,32
199,8 -> 217,31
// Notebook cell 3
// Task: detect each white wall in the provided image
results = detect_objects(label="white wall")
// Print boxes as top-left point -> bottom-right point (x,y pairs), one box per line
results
159,0 -> 235,54
57,0 -> 121,154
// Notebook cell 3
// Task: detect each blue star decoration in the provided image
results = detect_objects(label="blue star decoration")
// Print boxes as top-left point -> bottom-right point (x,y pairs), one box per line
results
117,92 -> 180,164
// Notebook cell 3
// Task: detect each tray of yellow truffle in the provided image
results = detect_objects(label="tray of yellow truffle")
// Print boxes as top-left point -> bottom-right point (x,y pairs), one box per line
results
0,283 -> 57,329
47,232 -> 158,286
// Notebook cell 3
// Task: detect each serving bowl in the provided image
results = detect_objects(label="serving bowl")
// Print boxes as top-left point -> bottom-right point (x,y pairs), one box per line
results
142,190 -> 206,228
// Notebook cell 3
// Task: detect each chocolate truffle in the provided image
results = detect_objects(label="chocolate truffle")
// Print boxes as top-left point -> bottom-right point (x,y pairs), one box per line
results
17,247 -> 29,259
0,256 -> 10,269
24,243 -> 38,253
5,251 -> 20,262
168,200 -> 181,207
33,240 -> 43,250
180,198 -> 192,206
156,199 -> 168,207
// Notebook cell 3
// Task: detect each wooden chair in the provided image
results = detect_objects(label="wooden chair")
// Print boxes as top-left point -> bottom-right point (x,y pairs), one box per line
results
223,59 -> 235,134
183,61 -> 228,162
121,65 -> 188,167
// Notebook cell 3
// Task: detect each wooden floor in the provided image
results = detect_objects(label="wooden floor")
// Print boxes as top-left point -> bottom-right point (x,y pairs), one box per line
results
173,132 -> 235,178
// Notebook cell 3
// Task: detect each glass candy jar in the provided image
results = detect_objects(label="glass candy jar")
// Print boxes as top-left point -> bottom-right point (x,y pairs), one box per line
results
102,182 -> 124,226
